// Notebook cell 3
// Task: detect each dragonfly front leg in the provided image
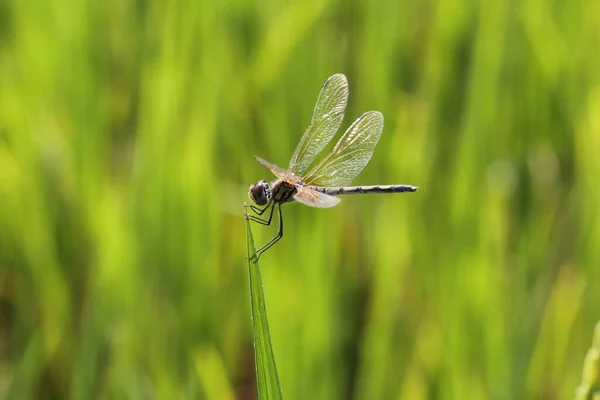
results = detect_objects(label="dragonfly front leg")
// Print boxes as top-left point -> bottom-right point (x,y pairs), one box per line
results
249,203 -> 283,263
245,201 -> 275,225
244,202 -> 271,217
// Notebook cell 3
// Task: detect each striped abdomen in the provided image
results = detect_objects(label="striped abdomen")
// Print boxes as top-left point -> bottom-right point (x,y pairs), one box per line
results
307,185 -> 418,196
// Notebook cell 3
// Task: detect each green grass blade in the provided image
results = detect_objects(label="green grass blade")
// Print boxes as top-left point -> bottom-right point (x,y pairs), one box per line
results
245,212 -> 284,399
575,321 -> 600,400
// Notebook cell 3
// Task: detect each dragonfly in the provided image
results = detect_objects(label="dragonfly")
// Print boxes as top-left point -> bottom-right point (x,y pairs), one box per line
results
245,73 -> 418,262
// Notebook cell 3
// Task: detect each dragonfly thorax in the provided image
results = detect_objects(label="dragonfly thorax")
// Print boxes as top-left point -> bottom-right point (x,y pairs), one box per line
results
248,180 -> 271,206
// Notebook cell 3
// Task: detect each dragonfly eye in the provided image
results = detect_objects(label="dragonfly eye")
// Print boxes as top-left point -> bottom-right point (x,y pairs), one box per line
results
248,180 -> 271,206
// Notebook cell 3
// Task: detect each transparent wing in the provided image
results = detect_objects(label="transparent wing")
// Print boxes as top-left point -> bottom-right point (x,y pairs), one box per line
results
288,73 -> 349,176
293,187 -> 341,208
302,111 -> 384,187
255,156 -> 296,179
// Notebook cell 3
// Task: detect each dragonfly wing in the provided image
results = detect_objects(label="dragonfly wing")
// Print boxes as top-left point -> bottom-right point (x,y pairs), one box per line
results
293,187 -> 341,208
288,74 -> 349,176
255,156 -> 295,179
302,111 -> 384,187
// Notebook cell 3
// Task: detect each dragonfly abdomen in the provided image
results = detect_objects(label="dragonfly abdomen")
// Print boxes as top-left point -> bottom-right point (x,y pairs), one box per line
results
308,185 -> 418,196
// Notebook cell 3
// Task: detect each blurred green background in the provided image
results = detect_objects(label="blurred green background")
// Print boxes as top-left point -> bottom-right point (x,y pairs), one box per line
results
0,0 -> 599,398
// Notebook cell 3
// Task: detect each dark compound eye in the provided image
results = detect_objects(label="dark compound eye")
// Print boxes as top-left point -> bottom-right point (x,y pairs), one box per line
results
248,180 -> 270,206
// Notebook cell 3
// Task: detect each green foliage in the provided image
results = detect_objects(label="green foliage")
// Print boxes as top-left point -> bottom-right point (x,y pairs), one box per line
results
575,321 -> 600,400
0,0 -> 599,398
245,213 -> 284,399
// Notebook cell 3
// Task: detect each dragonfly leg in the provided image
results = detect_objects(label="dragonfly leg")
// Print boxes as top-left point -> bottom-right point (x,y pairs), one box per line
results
249,203 -> 283,263
244,202 -> 270,217
245,201 -> 275,225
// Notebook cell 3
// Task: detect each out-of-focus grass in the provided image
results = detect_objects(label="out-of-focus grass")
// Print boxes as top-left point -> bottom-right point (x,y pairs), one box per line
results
0,0 -> 598,399
575,321 -> 600,400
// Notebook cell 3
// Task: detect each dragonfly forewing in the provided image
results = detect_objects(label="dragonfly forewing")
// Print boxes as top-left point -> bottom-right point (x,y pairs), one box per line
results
255,156 -> 298,180
287,73 -> 349,176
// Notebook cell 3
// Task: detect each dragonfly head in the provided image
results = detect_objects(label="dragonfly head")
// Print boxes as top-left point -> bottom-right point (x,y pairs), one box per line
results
248,180 -> 271,206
